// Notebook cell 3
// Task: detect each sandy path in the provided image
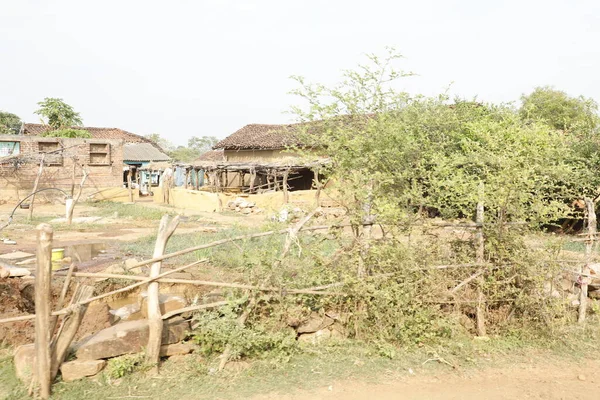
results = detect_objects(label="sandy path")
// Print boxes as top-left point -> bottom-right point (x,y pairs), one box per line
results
253,359 -> 599,400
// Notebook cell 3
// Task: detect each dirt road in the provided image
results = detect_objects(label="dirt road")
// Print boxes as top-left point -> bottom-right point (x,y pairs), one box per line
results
254,359 -> 599,400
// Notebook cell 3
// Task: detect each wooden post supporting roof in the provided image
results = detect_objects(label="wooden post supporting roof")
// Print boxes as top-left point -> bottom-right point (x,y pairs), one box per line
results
283,169 -> 289,203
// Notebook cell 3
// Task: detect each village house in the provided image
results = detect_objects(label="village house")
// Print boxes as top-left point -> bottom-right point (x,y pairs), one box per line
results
24,123 -> 170,190
0,134 -> 124,202
0,124 -> 170,202
185,123 -> 327,193
151,122 -> 330,212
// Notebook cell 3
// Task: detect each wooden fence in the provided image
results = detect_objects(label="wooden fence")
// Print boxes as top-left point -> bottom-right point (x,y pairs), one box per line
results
1,197 -> 598,398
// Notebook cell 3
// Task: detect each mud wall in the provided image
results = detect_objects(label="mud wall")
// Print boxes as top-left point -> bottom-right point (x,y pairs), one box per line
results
153,187 -> 321,212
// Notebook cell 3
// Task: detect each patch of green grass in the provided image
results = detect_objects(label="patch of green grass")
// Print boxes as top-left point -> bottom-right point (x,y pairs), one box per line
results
0,349 -> 27,400
106,353 -> 147,379
120,223 -> 341,274
561,240 -> 600,253
87,201 -> 172,221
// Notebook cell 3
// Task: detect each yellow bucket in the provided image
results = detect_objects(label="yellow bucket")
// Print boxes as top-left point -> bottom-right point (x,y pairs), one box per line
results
51,248 -> 64,270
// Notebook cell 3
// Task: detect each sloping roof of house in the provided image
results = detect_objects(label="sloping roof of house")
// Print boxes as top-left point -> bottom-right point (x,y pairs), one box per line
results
123,143 -> 171,162
213,123 -> 305,150
196,149 -> 225,161
22,123 -> 164,150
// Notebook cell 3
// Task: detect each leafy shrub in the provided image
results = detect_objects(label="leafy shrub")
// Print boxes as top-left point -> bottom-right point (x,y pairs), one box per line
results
106,353 -> 145,379
41,129 -> 91,138
191,302 -> 297,361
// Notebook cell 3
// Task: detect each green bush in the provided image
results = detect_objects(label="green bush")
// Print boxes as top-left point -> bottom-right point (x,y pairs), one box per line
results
191,302 -> 298,361
106,353 -> 145,379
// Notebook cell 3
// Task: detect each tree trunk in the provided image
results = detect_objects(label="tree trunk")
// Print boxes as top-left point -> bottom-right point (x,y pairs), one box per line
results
475,183 -> 486,337
67,168 -> 88,225
28,154 -> 46,220
358,180 -> 375,277
70,160 -> 76,198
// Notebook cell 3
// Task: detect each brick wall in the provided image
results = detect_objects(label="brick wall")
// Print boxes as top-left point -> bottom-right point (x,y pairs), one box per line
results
0,135 -> 124,201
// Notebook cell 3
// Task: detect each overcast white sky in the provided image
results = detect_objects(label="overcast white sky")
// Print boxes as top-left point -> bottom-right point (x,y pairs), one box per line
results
1,0 -> 599,145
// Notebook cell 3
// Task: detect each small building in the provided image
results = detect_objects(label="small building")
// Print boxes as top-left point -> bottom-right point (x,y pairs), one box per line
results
20,123 -> 170,197
187,123 -> 326,193
0,134 -> 125,201
123,142 -> 171,191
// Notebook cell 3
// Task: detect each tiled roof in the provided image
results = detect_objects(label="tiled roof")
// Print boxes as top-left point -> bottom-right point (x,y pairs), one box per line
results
22,123 -> 161,148
213,116 -> 369,151
213,123 -> 305,150
196,149 -> 224,161
123,143 -> 171,162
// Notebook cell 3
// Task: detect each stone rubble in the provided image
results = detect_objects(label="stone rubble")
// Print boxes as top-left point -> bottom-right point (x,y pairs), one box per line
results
75,317 -> 189,360
227,197 -> 263,215
60,360 -> 106,382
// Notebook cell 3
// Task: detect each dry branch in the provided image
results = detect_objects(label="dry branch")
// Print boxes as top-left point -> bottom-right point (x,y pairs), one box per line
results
125,224 -> 348,271
279,207 -> 321,262
161,301 -> 229,320
50,262 -> 77,336
50,285 -> 94,381
28,154 -> 45,220
54,271 -> 340,295
450,268 -> 487,294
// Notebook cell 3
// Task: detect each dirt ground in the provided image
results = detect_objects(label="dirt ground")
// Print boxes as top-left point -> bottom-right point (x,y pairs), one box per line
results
253,359 -> 600,400
0,201 -> 262,253
0,201 -> 246,346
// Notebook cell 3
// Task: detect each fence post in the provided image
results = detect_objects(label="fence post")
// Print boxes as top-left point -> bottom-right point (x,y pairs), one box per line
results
146,215 -> 180,371
34,223 -> 53,399
475,183 -> 486,336
579,198 -> 596,323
